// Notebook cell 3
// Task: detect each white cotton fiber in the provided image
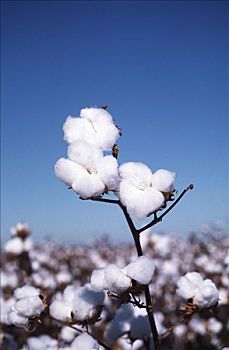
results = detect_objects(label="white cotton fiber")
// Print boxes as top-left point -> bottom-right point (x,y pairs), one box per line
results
70,333 -> 99,350
151,169 -> 175,193
176,272 -> 203,300
119,181 -> 165,220
97,155 -> 119,191
119,162 -> 153,189
91,268 -> 107,292
8,311 -> 28,328
104,264 -> 131,294
80,107 -> 113,124
13,296 -> 44,317
67,140 -> 103,171
73,284 -> 104,322
14,286 -> 40,300
49,300 -> 73,322
55,158 -> 87,187
123,256 -> 155,285
193,279 -> 219,308
4,237 -> 24,255
63,116 -> 91,144
72,172 -> 105,199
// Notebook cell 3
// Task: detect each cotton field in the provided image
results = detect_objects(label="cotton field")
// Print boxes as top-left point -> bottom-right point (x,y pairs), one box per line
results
1,222 -> 229,350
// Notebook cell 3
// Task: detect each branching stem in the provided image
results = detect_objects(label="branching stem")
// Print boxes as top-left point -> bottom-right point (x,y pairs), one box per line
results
88,184 -> 193,350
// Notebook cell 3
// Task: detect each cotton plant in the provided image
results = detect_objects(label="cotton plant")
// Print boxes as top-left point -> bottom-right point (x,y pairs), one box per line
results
53,106 -> 196,349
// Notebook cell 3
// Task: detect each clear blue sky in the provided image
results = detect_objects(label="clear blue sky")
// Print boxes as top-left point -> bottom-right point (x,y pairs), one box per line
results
1,1 -> 228,244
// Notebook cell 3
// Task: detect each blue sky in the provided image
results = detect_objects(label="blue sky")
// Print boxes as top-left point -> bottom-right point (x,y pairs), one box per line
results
1,1 -> 228,244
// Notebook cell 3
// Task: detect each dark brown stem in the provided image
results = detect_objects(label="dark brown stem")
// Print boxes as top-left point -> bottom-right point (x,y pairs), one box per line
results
119,203 -> 160,350
138,184 -> 194,234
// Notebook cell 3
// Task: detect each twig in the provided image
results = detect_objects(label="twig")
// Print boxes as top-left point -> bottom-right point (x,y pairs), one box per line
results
119,204 -> 160,350
138,184 -> 194,234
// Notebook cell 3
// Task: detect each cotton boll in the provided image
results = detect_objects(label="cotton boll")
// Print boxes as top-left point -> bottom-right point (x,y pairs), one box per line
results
119,181 -> 164,219
73,284 -> 104,322
23,238 -> 33,252
4,237 -> 24,255
80,107 -> 113,124
94,122 -> 121,151
0,297 -> 15,325
14,286 -> 40,300
207,317 -> 223,334
63,286 -> 76,304
176,272 -> 203,300
105,304 -> 134,345
27,335 -> 58,350
1,271 -> 18,289
60,326 -> 79,343
193,279 -> 219,308
72,172 -> 105,199
173,324 -> 187,337
63,116 -> 91,144
70,333 -> 99,350
97,155 -> 119,191
13,296 -> 44,317
55,158 -> 87,187
67,140 -> 102,171
91,268 -> 107,292
49,300 -> 74,322
119,162 -> 153,188
104,264 -> 131,294
151,169 -> 175,193
130,315 -> 151,341
123,256 -> 155,285
8,311 -> 28,328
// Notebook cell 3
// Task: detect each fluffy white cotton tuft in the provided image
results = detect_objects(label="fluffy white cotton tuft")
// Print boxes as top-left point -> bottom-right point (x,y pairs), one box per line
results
70,333 -> 100,350
8,311 -> 28,328
123,256 -> 155,285
118,181 -> 164,219
96,155 -> 119,191
91,268 -> 107,292
151,169 -> 176,193
4,237 -> 24,255
55,158 -> 87,187
104,264 -> 132,294
73,283 -> 104,322
67,140 -> 103,171
176,272 -> 203,300
49,300 -> 73,322
119,162 -> 153,189
63,116 -> 90,144
13,296 -> 44,317
72,172 -> 105,199
14,286 -> 40,300
176,272 -> 219,309
193,279 -> 219,308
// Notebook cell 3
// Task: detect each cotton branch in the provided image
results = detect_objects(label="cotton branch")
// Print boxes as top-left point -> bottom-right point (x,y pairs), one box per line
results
138,184 -> 194,234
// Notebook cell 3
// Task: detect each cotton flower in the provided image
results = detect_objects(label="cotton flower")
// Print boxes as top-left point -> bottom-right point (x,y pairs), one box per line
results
63,107 -> 120,151
118,162 -> 175,219
176,272 -> 219,309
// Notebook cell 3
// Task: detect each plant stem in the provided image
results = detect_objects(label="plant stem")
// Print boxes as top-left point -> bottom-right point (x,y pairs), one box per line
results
119,204 -> 160,350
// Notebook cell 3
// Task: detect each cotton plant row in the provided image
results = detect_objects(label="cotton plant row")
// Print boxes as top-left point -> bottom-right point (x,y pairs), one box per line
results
1,106 -> 227,349
1,223 -> 229,349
